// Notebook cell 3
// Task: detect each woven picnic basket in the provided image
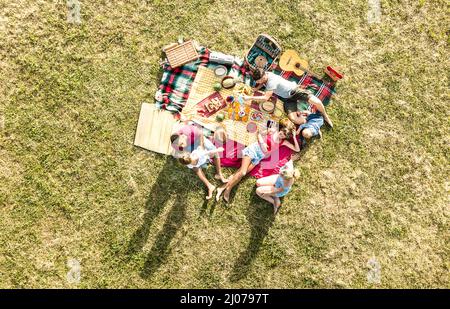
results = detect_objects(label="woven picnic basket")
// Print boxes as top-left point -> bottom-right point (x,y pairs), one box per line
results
245,34 -> 282,72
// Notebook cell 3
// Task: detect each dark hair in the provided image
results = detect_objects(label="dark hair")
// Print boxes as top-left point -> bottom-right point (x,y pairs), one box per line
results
296,88 -> 313,101
178,153 -> 191,165
252,68 -> 265,81
170,133 -> 180,145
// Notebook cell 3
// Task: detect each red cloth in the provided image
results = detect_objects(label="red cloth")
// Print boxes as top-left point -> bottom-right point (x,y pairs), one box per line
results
214,139 -> 293,179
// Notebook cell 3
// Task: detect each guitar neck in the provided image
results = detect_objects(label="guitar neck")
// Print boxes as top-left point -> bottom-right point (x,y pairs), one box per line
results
291,63 -> 321,80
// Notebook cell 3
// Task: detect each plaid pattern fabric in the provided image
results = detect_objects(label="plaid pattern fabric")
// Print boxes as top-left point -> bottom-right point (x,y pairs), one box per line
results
155,48 -> 210,113
156,47 -> 253,114
271,65 -> 336,106
155,49 -> 335,113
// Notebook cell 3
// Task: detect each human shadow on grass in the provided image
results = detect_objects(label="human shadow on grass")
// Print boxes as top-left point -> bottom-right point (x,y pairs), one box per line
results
126,157 -> 178,255
229,190 -> 275,282
126,156 -> 191,278
140,189 -> 188,279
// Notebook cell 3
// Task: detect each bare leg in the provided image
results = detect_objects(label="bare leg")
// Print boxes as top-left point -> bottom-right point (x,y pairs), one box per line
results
273,197 -> 281,214
309,98 -> 333,127
288,111 -> 306,126
216,156 -> 254,202
256,187 -> 275,204
257,192 -> 276,205
212,128 -> 229,183
256,174 -> 279,187
212,156 -> 228,183
213,126 -> 227,143
256,186 -> 279,209
193,168 -> 216,200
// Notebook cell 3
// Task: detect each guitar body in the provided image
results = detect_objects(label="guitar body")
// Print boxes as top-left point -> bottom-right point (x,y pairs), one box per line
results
279,50 -> 309,76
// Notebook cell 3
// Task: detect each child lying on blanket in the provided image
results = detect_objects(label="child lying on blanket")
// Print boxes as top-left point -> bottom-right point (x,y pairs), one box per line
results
244,68 -> 333,129
290,111 -> 324,161
216,121 -> 300,203
170,121 -> 203,154
178,138 -> 227,200
256,160 -> 299,214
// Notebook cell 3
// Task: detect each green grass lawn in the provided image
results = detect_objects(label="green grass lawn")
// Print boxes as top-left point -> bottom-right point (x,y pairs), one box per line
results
0,0 -> 448,288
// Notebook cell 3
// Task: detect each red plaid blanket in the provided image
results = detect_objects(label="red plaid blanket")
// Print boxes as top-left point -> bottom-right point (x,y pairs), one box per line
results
271,65 -> 336,106
155,47 -> 336,114
155,48 -> 210,113
156,48 -> 252,114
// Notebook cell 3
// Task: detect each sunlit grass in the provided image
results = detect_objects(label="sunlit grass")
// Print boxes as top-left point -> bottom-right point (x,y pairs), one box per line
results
0,0 -> 448,288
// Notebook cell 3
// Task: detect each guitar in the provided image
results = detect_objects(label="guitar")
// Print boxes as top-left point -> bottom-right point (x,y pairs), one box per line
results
279,50 -> 309,76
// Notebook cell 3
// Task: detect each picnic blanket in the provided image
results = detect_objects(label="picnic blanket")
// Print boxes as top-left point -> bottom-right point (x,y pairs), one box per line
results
182,66 -> 286,146
154,45 -> 336,178
215,138 -> 293,178
156,55 -> 335,115
155,48 -> 210,113
271,65 -> 336,106
155,47 -> 252,114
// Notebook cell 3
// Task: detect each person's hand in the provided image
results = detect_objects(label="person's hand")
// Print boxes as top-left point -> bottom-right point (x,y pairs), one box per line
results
179,113 -> 193,122
292,129 -> 297,138
217,147 -> 224,153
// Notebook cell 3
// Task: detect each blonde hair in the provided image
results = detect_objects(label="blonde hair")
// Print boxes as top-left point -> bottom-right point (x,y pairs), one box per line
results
281,168 -> 300,180
279,118 -> 295,131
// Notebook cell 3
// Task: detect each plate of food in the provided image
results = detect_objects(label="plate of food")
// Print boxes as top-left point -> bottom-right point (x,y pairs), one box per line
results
221,76 -> 236,89
214,65 -> 227,77
250,111 -> 264,121
261,101 -> 275,113
246,122 -> 258,133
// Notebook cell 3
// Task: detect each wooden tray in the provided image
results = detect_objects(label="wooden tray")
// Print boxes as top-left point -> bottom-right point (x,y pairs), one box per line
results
164,40 -> 199,68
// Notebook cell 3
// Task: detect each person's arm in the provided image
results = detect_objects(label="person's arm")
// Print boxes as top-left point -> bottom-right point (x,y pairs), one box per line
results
300,110 -> 311,117
257,130 -> 269,153
205,147 -> 224,157
258,127 -> 270,135
253,82 -> 265,91
282,130 -> 300,152
243,90 -> 273,103
179,112 -> 195,124
199,135 -> 205,149
308,95 -> 322,106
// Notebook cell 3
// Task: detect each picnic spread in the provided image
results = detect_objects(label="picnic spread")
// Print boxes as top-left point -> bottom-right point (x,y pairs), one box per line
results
136,34 -> 342,181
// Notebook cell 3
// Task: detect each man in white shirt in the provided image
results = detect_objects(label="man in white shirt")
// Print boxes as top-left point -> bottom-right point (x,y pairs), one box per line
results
243,69 -> 333,133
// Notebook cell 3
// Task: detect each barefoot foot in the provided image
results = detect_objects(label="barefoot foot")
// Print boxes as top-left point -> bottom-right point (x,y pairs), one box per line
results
215,186 -> 226,202
223,189 -> 231,203
206,185 -> 216,200
215,174 -> 229,183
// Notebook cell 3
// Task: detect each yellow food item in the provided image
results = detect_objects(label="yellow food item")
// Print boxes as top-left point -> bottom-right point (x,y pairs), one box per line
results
222,77 -> 235,88
243,86 -> 252,95
262,101 -> 275,112
242,105 -> 251,122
